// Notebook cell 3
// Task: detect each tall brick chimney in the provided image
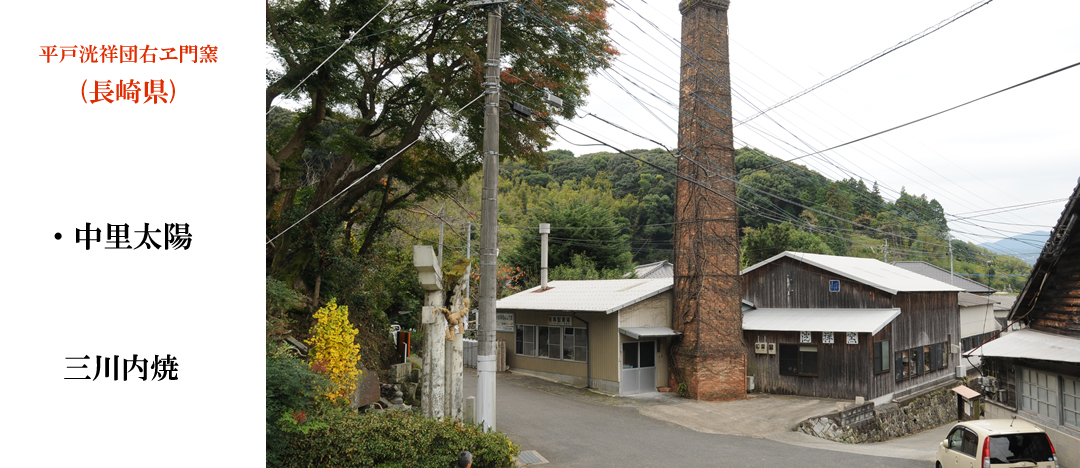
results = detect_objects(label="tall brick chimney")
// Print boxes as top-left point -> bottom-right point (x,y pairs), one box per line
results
672,0 -> 746,400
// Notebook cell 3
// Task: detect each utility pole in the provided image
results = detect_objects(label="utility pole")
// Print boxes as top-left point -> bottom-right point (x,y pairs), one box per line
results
884,239 -> 889,263
470,0 -> 509,432
948,232 -> 955,285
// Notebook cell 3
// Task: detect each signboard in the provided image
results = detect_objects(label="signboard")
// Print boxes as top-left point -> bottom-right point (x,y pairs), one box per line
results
549,315 -> 572,327
495,313 -> 515,332
829,280 -> 840,292
822,332 -> 834,344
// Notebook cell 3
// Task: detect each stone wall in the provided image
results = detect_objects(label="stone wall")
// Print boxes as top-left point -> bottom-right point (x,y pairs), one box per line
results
797,385 -> 956,444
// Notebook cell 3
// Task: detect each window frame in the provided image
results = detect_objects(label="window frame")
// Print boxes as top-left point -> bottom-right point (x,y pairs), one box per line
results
778,343 -> 819,377
516,324 -> 588,363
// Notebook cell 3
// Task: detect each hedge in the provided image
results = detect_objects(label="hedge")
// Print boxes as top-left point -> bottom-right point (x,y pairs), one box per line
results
282,408 -> 518,468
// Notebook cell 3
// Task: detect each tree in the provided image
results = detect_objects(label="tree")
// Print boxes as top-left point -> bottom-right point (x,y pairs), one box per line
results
266,0 -> 616,305
741,223 -> 833,268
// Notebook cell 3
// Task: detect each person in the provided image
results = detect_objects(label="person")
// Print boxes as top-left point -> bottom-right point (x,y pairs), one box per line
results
457,451 -> 472,468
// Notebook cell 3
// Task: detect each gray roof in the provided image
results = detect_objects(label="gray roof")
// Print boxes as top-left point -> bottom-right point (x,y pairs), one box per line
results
496,278 -> 672,314
965,329 -> 1080,363
742,308 -> 901,335
620,327 -> 680,339
633,260 -> 673,279
742,252 -> 964,295
958,292 -> 995,308
891,261 -> 996,294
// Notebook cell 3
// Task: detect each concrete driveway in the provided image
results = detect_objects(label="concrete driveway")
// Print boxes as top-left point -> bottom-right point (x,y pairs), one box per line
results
463,368 -> 948,466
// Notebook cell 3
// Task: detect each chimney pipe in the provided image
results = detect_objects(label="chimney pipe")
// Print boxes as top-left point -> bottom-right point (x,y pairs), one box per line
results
539,223 -> 550,289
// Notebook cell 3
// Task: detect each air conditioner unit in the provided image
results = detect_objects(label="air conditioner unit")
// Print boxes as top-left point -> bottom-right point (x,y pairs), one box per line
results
754,343 -> 767,354
955,364 -> 966,379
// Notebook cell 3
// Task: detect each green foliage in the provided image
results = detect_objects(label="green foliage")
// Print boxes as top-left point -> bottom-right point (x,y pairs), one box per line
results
501,175 -> 634,285
741,223 -> 833,268
550,253 -> 628,281
267,343 -> 334,468
281,409 -> 519,468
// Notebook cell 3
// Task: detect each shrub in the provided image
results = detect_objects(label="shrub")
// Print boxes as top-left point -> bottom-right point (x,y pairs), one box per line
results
306,298 -> 362,401
267,343 -> 333,467
283,409 -> 518,468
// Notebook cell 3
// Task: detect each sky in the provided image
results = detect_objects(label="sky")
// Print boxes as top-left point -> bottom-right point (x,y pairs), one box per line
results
548,0 -> 1080,256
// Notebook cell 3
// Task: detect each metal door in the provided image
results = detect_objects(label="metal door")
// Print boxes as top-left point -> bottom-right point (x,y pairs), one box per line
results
621,341 -> 656,395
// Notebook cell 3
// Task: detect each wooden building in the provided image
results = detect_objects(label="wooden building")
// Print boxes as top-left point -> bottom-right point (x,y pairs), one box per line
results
974,178 -> 1080,467
741,252 -> 963,401
495,278 -> 677,395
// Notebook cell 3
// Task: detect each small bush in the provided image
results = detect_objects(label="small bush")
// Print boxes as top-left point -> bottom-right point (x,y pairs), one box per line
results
306,298 -> 362,401
283,409 -> 518,468
267,344 -> 334,467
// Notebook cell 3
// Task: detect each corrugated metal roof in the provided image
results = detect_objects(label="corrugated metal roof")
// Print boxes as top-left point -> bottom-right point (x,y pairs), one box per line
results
892,261 -> 996,294
742,308 -> 901,335
958,292 -> 995,308
620,327 -> 681,339
742,251 -> 964,294
634,260 -> 673,279
496,278 -> 672,314
965,329 -> 1080,363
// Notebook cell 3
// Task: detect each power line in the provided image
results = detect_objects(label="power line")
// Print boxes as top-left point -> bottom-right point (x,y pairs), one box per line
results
736,0 -> 996,125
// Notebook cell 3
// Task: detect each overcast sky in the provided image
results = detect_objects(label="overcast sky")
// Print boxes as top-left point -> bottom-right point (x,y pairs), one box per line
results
548,0 -> 1080,254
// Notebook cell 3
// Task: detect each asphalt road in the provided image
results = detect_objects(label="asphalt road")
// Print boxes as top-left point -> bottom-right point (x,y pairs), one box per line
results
464,370 -> 927,468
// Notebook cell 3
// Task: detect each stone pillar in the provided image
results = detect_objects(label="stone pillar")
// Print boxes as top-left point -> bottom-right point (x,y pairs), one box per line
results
673,0 -> 746,400
414,246 -> 446,418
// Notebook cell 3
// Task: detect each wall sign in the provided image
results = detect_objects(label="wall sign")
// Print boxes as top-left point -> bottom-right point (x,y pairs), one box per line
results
800,331 -> 812,343
549,315 -> 571,327
822,332 -> 834,344
829,280 -> 840,292
495,313 -> 515,332
846,332 -> 859,345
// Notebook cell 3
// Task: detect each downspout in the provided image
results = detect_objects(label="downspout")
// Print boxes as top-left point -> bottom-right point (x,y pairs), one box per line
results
573,312 -> 590,389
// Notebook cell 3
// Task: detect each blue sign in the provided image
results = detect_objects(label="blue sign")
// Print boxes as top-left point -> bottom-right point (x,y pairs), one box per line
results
829,280 -> 840,292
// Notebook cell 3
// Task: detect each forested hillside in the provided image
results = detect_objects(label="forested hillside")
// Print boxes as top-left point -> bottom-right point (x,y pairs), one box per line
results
495,147 -> 1031,292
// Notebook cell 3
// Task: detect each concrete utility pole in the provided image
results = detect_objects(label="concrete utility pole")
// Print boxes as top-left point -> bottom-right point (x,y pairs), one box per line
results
948,232 -> 955,285
471,0 -> 510,432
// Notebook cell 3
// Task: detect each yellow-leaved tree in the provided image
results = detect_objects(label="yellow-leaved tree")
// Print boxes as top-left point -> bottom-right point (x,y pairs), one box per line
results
305,299 -> 360,401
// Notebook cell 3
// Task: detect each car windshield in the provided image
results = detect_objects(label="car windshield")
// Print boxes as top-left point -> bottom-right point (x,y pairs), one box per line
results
988,433 -> 1053,464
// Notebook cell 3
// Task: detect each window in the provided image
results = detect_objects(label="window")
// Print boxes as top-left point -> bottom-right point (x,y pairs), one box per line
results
1064,377 -> 1080,430
547,326 -> 561,359
573,328 -> 588,362
516,325 -> 587,362
1021,368 -> 1059,421
537,327 -> 550,358
622,341 -> 654,369
779,344 -> 818,376
873,340 -> 890,374
562,327 -> 575,360
516,325 -> 536,357
946,427 -> 978,457
923,346 -> 932,374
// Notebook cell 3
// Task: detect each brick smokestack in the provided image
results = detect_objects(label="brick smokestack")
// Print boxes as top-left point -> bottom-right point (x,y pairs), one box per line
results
672,0 -> 746,400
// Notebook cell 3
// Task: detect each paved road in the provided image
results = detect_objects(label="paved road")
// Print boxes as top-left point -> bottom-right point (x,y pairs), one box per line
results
464,370 -> 932,467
